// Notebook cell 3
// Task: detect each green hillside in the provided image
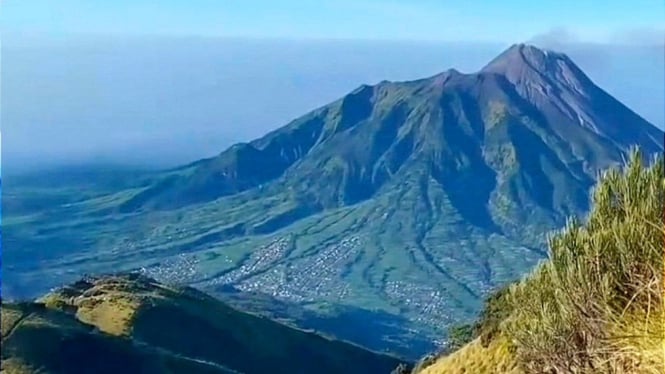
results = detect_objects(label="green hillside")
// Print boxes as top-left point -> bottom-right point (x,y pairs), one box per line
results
2,273 -> 406,374
1,302 -> 236,374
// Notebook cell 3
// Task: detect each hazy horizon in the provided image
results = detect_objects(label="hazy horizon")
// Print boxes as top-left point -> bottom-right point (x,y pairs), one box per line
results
4,0 -> 664,174
3,35 -> 664,174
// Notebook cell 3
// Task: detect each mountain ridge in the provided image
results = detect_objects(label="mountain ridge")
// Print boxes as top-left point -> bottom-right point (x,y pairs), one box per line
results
1,273 -> 407,374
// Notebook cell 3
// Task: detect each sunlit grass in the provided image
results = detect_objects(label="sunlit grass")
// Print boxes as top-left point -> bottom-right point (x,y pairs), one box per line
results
419,337 -> 519,374
418,148 -> 664,373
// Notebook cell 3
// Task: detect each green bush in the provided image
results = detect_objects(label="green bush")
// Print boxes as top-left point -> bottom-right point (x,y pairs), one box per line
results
446,324 -> 474,352
473,285 -> 513,347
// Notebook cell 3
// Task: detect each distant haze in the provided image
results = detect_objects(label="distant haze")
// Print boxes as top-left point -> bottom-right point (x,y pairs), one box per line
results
3,36 -> 664,173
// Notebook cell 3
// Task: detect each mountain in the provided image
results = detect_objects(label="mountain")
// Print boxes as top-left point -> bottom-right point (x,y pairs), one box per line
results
1,273 -> 407,373
121,44 -> 661,219
4,43 -> 663,358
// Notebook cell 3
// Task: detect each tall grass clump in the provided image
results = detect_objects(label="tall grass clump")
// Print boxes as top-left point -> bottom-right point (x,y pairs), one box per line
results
504,148 -> 664,373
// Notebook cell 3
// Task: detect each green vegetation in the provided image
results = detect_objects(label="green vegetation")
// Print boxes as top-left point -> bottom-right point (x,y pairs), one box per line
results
504,149 -> 664,372
417,148 -> 665,373
1,302 -> 236,374
445,324 -> 474,352
4,273 -> 406,374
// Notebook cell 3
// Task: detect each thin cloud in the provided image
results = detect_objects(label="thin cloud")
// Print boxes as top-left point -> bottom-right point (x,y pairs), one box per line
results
611,27 -> 665,46
527,28 -> 613,71
528,27 -> 580,48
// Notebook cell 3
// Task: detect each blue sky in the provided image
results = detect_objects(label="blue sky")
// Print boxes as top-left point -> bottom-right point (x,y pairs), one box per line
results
4,0 -> 664,43
3,1 -> 664,170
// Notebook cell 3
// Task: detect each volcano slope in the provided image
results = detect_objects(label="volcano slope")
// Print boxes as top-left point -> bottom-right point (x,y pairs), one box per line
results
4,43 -> 663,357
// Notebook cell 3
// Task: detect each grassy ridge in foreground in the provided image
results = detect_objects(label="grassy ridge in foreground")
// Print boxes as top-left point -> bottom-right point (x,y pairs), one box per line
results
2,274 -> 407,374
418,148 -> 664,373
0,302 -> 236,374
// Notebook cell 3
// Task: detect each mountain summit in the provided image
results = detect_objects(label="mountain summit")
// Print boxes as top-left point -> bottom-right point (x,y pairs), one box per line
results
5,44 -> 664,357
481,43 -> 600,99
481,44 -> 659,146
482,43 -> 577,74
113,44 -> 662,232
